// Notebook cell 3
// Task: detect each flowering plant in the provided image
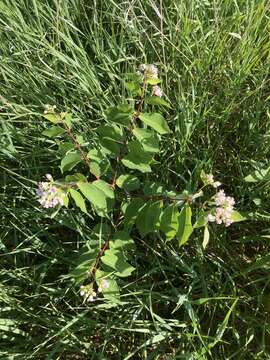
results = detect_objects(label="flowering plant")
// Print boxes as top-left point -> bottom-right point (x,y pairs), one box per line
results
37,65 -> 245,303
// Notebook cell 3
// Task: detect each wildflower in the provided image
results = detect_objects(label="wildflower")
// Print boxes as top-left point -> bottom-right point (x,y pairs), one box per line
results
80,284 -> 97,302
138,64 -> 159,79
36,176 -> 65,208
98,279 -> 109,292
208,189 -> 236,227
202,173 -> 222,188
207,213 -> 216,222
214,190 -> 235,209
146,64 -> 158,79
44,104 -> 56,114
152,85 -> 163,97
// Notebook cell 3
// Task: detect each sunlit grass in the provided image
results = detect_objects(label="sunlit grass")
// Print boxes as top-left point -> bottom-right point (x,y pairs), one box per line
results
1,0 -> 270,358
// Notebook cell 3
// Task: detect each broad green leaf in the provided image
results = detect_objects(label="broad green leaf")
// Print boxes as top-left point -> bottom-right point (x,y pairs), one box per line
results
133,127 -> 159,153
178,205 -> 193,247
58,142 -> 74,155
145,96 -> 171,108
76,135 -> 84,144
101,249 -> 135,277
78,180 -> 114,216
121,157 -> 151,173
139,113 -> 170,135
160,205 -> 179,241
244,165 -> 270,182
110,231 -> 135,251
65,173 -> 87,182
146,78 -> 161,85
60,151 -> 81,173
122,141 -> 153,173
231,211 -> 246,222
97,124 -> 124,142
43,113 -> 60,124
62,113 -> 73,128
202,225 -> 210,249
124,198 -> 145,231
106,104 -> 133,126
93,180 -> 115,210
97,124 -> 124,157
87,149 -> 111,178
143,181 -> 166,195
42,126 -> 65,138
70,188 -> 87,213
136,201 -> 162,237
125,81 -> 141,94
116,175 -> 140,191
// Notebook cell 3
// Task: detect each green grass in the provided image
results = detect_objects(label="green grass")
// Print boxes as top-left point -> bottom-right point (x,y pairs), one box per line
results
1,0 -> 270,358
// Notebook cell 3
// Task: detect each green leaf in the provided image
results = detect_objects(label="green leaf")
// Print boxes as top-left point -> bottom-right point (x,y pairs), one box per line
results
43,113 -> 60,124
62,113 -> 73,128
231,211 -> 247,222
145,96 -> 171,108
70,188 -> 87,213
125,81 -> 141,94
58,142 -> 74,155
160,205 -> 179,241
133,127 -> 159,153
124,198 -> 145,231
110,231 -> 135,251
178,205 -> 193,247
60,151 -> 81,173
143,182 -> 166,196
116,175 -> 140,191
70,246 -> 99,284
202,225 -> 210,249
87,148 -> 111,178
122,140 -> 153,173
146,78 -> 161,85
244,165 -> 270,182
106,104 -> 133,127
97,125 -> 124,157
101,250 -> 135,277
42,126 -> 65,138
139,112 -> 170,135
136,201 -> 162,237
93,180 -> 115,213
65,173 -> 87,182
121,157 -> 151,173
78,180 -> 114,216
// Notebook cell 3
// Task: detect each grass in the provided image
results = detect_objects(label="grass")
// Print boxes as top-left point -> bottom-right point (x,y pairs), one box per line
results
1,0 -> 270,358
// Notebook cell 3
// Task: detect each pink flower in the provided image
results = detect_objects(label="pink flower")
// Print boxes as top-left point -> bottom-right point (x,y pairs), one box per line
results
36,180 -> 65,208
152,85 -> 163,97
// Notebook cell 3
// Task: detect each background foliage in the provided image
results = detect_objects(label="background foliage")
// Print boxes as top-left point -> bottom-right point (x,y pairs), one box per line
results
0,0 -> 270,358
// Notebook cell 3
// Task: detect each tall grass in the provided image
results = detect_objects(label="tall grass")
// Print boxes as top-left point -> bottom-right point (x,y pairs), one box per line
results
1,0 -> 270,358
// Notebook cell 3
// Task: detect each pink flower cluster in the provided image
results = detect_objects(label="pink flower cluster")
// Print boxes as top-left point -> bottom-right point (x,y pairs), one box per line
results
138,64 -> 158,79
208,190 -> 235,227
152,85 -> 163,97
80,285 -> 97,302
36,174 -> 64,208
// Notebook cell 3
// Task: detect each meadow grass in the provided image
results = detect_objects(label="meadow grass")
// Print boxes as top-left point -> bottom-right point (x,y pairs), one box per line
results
1,0 -> 270,358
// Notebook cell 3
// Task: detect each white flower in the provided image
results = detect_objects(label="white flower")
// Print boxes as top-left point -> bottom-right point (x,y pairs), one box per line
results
213,181 -> 221,188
